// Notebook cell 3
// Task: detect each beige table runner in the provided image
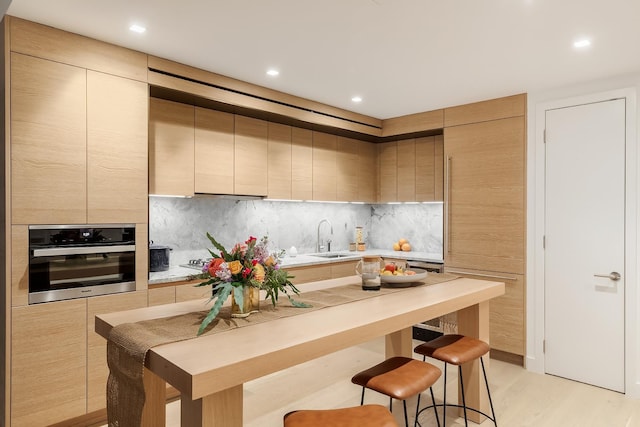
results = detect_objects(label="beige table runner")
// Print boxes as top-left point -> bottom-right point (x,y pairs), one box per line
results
106,273 -> 458,426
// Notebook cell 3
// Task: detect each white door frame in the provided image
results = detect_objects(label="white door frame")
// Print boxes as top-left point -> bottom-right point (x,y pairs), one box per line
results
528,87 -> 639,397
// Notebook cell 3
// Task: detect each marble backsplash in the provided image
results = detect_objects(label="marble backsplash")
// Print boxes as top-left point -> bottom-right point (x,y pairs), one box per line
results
149,196 -> 443,266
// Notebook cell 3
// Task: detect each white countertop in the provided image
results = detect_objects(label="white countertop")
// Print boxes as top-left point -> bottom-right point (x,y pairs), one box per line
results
148,249 -> 443,285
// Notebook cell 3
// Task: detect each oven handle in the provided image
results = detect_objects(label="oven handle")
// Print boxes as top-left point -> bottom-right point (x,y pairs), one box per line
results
32,245 -> 135,257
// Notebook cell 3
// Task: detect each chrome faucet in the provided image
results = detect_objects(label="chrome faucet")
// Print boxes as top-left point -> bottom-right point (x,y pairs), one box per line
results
317,219 -> 333,252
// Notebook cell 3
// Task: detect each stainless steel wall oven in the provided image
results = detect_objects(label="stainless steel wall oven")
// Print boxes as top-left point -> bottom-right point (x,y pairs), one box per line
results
28,224 -> 136,304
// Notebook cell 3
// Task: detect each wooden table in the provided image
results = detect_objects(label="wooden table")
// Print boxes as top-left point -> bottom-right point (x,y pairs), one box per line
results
96,276 -> 504,426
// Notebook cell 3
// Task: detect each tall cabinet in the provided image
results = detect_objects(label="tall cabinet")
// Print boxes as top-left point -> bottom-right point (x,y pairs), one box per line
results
443,94 -> 526,358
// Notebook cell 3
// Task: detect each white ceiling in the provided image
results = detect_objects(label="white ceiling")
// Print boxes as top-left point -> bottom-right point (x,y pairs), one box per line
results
6,0 -> 640,119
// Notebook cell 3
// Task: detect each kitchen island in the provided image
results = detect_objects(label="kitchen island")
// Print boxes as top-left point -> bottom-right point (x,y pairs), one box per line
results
96,274 -> 503,426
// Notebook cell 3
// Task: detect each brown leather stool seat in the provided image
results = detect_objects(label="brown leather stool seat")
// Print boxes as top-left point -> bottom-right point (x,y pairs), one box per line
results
414,334 -> 497,427
351,356 -> 441,427
284,404 -> 398,427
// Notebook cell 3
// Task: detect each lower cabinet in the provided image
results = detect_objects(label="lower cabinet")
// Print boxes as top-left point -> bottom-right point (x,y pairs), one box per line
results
288,261 -> 358,285
86,291 -> 148,412
445,267 -> 525,357
11,299 -> 87,426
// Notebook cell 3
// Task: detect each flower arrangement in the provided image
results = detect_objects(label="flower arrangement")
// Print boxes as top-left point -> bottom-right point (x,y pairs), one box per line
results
195,233 -> 309,335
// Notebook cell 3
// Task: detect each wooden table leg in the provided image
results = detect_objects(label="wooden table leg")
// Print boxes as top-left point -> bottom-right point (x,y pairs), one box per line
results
141,367 -> 167,426
457,301 -> 490,424
385,327 -> 413,358
181,384 -> 243,427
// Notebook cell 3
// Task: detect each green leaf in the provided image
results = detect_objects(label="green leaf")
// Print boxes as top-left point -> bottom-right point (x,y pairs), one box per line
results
197,284 -> 232,336
232,285 -> 244,313
289,297 -> 312,308
206,232 -> 230,259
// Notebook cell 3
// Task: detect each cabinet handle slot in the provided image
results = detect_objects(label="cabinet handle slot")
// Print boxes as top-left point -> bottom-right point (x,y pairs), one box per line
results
445,156 -> 452,254
446,269 -> 518,281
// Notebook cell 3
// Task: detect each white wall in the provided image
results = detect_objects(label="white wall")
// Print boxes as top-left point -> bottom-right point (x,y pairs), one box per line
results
526,72 -> 640,398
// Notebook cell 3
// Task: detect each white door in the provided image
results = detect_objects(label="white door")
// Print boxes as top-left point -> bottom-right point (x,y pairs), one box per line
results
544,98 -> 626,392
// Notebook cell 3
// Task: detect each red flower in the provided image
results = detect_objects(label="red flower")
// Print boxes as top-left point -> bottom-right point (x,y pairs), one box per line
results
242,267 -> 251,278
252,259 -> 258,266
246,236 -> 257,244
208,258 -> 225,276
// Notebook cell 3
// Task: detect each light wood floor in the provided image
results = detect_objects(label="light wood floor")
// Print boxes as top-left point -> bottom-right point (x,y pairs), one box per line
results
114,338 -> 640,426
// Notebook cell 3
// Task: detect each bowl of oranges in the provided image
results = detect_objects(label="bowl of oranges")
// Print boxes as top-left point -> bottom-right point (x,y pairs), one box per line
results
379,262 -> 427,286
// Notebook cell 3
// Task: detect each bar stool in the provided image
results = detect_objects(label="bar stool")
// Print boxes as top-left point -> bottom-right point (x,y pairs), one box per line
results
414,334 -> 497,427
284,404 -> 398,427
351,356 -> 442,427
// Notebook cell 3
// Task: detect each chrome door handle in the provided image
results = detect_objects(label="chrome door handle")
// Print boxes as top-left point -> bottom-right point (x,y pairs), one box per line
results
594,272 -> 621,281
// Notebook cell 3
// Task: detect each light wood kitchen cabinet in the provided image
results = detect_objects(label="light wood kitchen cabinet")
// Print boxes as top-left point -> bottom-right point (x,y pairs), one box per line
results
268,122 -> 293,199
195,108 -> 235,194
287,260 -> 359,285
444,116 -> 525,274
415,135 -> 444,202
444,268 -> 525,357
87,291 -> 148,412
11,299 -> 87,426
291,128 -> 313,200
378,141 -> 398,203
11,53 -> 87,225
148,286 -> 177,306
234,115 -> 268,196
336,136 -> 359,201
396,139 -> 416,201
149,98 -> 195,196
356,140 -> 378,203
176,282 -> 213,302
87,71 -> 148,223
312,132 -> 338,201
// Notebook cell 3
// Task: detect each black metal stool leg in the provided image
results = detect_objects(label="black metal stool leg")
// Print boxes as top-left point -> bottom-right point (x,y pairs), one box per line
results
360,387 -> 365,405
429,387 -> 441,427
443,362 -> 448,427
403,399 -> 409,427
481,357 -> 498,426
458,366 -> 468,427
414,392 -> 421,427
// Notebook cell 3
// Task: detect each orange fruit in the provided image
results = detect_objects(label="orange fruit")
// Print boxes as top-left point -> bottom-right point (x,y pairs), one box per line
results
392,242 -> 401,251
401,243 -> 412,251
398,238 -> 408,245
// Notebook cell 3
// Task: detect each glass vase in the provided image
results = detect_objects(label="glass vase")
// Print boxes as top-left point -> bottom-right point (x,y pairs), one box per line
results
231,286 -> 260,318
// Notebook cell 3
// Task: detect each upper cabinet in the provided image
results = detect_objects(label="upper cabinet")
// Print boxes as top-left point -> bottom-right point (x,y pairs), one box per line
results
11,53 -> 148,225
234,116 -> 269,196
312,132 -> 338,201
11,53 -> 87,225
377,137 -> 443,203
336,137 -> 359,202
291,128 -> 313,200
87,71 -> 148,224
356,139 -> 377,203
267,123 -> 293,199
195,108 -> 235,195
415,135 -> 444,202
149,98 -> 195,197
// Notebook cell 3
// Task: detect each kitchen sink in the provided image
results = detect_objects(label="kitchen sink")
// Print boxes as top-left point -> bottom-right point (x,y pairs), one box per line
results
310,253 -> 353,259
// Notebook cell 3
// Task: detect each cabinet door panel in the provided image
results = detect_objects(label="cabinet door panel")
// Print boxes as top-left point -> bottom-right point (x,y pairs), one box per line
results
268,122 -> 292,199
234,115 -> 268,196
87,291 -> 148,412
336,136 -> 358,201
445,268 -> 525,356
149,98 -> 195,196
12,299 -> 87,426
444,117 -> 525,274
195,108 -> 234,194
356,140 -> 377,203
11,53 -> 87,224
434,135 -> 444,201
87,71 -> 148,223
291,128 -> 313,200
396,139 -> 416,202
312,132 -> 337,201
416,136 -> 435,201
378,142 -> 397,203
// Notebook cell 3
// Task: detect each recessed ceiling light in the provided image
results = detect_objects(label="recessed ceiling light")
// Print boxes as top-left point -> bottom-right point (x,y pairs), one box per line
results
266,69 -> 280,77
129,24 -> 146,34
351,96 -> 363,103
573,39 -> 591,48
